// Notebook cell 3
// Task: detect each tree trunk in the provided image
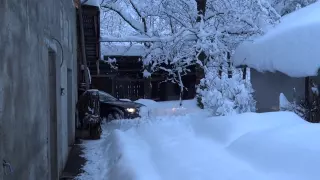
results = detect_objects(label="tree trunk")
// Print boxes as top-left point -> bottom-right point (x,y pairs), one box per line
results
242,66 -> 247,80
227,52 -> 232,78
178,71 -> 184,107
196,0 -> 207,21
195,0 -> 207,85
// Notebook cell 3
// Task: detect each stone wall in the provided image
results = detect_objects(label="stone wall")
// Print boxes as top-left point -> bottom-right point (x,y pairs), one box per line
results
0,0 -> 77,179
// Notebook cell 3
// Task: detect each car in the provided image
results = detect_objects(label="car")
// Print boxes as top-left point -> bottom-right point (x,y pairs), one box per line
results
78,89 -> 145,122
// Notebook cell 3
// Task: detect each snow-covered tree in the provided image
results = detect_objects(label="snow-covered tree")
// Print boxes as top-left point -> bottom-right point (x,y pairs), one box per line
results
268,0 -> 317,15
198,65 -> 256,115
194,0 -> 279,114
99,0 -> 279,113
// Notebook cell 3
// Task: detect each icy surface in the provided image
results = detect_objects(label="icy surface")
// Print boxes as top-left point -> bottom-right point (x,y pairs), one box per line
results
233,1 -> 320,77
77,100 -> 320,180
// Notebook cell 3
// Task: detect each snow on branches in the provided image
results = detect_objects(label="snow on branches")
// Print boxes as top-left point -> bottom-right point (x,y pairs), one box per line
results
197,61 -> 256,116
268,0 -> 317,16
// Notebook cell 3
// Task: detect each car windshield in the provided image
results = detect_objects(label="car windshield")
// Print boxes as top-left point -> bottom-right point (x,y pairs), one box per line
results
98,91 -> 117,102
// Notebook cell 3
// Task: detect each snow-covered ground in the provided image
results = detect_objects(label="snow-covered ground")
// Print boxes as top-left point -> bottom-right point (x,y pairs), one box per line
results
76,99 -> 320,180
136,98 -> 207,117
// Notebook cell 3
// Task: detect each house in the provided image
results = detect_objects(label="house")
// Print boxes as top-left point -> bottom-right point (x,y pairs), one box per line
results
234,68 -> 319,121
232,1 -> 320,122
91,44 -> 198,101
0,0 -> 78,179
246,69 -> 307,112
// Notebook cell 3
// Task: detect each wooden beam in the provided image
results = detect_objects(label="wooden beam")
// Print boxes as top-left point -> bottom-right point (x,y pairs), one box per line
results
78,4 -> 90,90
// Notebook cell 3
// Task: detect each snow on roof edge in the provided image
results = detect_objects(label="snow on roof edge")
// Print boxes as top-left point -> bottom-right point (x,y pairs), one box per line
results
232,1 -> 320,78
101,44 -> 146,57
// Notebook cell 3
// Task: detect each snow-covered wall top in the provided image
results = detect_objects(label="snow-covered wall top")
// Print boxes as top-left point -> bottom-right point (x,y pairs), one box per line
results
232,1 -> 320,78
101,44 -> 145,57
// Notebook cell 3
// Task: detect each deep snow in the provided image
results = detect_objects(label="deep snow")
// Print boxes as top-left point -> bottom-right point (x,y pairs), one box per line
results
232,1 -> 320,77
76,100 -> 320,180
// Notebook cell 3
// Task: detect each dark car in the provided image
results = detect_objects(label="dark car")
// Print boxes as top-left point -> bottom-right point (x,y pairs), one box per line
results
79,89 -> 145,121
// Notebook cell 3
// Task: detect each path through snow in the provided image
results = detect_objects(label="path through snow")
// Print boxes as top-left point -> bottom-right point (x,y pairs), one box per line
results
77,100 -> 320,180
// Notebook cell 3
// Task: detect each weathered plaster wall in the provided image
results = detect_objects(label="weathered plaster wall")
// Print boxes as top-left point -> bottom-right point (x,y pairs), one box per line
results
251,69 -> 305,112
0,0 -> 77,179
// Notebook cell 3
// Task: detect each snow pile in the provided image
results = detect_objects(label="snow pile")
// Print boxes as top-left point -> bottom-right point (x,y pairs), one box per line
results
228,123 -> 320,180
279,93 -> 291,109
233,1 -> 320,77
107,129 -> 162,180
192,112 -> 305,145
78,111 -> 320,180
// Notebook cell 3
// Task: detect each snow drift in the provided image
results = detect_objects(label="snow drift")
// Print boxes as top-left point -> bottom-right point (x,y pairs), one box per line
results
232,1 -> 320,77
78,110 -> 320,180
228,123 -> 320,180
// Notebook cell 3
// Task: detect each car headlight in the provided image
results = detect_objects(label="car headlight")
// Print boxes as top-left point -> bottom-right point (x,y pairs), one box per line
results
126,108 -> 136,113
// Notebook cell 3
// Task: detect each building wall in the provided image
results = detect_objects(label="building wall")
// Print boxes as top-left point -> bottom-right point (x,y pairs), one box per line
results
251,69 -> 305,112
0,0 -> 77,180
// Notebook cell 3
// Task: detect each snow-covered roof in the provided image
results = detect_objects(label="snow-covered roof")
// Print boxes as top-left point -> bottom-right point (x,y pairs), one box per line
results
101,44 -> 145,57
232,1 -> 320,77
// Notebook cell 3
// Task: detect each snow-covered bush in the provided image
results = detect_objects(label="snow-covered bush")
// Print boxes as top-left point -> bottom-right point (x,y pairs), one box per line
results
197,67 -> 256,116
280,84 -> 320,121
309,80 -> 320,122
194,0 -> 278,115
279,93 -> 308,119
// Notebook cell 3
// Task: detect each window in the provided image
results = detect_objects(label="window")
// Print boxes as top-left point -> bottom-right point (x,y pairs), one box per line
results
99,91 -> 117,102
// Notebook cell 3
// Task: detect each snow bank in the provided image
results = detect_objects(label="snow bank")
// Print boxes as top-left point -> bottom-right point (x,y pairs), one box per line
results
78,111 -> 320,180
228,123 -> 320,180
191,111 -> 306,145
105,114 -> 263,180
279,93 -> 291,110
107,129 -> 162,180
135,99 -> 158,107
233,1 -> 320,77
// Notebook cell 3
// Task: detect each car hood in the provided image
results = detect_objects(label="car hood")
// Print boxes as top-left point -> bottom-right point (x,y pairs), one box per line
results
101,100 -> 145,108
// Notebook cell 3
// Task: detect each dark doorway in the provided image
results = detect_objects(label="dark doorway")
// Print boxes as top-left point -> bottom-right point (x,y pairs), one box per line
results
48,51 -> 58,180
